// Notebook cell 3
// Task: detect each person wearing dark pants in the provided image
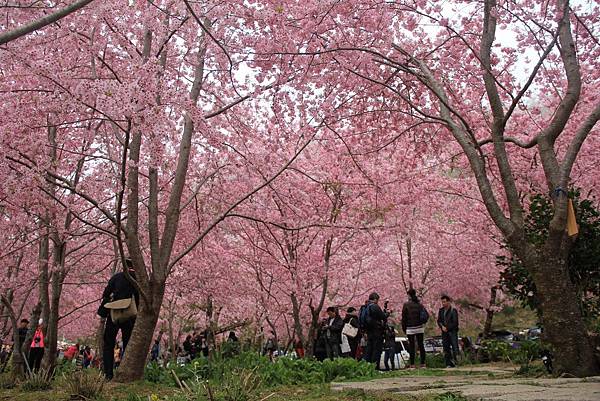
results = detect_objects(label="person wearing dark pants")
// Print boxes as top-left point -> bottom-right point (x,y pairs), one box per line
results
324,307 -> 344,359
98,258 -> 139,380
28,325 -> 45,372
407,333 -> 426,367
402,289 -> 428,368
383,325 -> 396,370
437,294 -> 459,368
102,316 -> 135,379
362,292 -> 388,367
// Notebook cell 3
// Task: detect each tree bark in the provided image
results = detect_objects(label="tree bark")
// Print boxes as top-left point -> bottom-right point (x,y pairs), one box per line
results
116,295 -> 163,382
528,252 -> 598,376
42,267 -> 64,372
483,286 -> 499,339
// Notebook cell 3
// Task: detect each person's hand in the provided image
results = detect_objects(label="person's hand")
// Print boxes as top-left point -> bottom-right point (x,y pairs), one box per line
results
442,326 -> 448,333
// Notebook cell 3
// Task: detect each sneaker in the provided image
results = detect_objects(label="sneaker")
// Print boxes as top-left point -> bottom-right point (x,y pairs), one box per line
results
419,364 -> 426,369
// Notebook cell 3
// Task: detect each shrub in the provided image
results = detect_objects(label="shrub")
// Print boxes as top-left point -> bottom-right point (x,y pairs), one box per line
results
20,369 -> 52,391
508,340 -> 541,365
221,368 -> 262,401
64,370 -> 105,400
478,340 -> 510,362
147,351 -> 378,389
55,358 -> 77,376
0,374 -> 17,389
515,362 -> 547,377
426,353 -> 447,368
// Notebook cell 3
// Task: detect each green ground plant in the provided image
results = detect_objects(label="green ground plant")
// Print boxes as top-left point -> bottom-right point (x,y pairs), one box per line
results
145,352 -> 377,389
20,368 -> 53,391
63,369 -> 106,400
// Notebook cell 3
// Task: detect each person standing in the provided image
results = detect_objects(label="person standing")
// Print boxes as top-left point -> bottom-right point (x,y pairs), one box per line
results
263,331 -> 277,361
382,325 -> 396,371
437,294 -> 459,368
342,307 -> 360,358
324,306 -> 344,359
28,322 -> 44,372
362,292 -> 388,366
293,337 -> 305,358
150,338 -> 161,362
17,319 -> 29,348
97,258 -> 139,380
401,289 -> 427,368
183,335 -> 193,357
83,346 -> 92,368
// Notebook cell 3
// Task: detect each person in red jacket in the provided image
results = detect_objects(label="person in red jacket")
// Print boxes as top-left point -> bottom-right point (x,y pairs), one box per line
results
64,343 -> 79,361
28,323 -> 45,372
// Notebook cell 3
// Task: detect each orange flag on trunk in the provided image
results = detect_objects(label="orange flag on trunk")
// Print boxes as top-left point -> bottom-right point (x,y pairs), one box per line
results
567,199 -> 579,237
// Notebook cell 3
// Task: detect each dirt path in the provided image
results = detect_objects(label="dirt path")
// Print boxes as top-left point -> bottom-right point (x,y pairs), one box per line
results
332,366 -> 600,401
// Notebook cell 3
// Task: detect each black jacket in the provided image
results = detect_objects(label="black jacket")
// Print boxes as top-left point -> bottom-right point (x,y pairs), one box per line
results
97,271 -> 139,317
401,300 -> 423,332
325,315 -> 344,344
366,302 -> 388,336
437,307 -> 459,332
18,327 -> 28,346
343,314 -> 359,328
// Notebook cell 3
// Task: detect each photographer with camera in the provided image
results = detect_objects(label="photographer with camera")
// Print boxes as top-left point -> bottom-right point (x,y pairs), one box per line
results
359,292 -> 389,367
28,319 -> 45,372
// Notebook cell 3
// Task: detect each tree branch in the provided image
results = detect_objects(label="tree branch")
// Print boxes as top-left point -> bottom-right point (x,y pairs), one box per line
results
0,0 -> 95,45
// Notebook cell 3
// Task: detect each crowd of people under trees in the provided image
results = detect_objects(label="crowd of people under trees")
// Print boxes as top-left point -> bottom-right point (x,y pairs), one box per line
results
311,291 -> 460,370
1,260 -> 462,380
93,260 -> 462,379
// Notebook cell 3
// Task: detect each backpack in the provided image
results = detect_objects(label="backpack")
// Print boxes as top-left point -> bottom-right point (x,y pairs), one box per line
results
358,303 -> 372,329
419,305 -> 430,325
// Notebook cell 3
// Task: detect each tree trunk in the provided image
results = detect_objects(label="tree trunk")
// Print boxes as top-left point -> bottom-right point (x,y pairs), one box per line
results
38,233 -> 50,327
42,269 -> 63,372
529,254 -> 599,376
483,286 -> 498,339
95,317 -> 105,366
116,292 -> 164,382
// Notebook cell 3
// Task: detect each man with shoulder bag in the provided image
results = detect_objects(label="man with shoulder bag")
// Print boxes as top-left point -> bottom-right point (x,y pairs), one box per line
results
98,257 -> 139,380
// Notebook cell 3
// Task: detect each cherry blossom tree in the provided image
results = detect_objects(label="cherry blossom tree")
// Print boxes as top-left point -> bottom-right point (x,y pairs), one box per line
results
254,0 -> 600,375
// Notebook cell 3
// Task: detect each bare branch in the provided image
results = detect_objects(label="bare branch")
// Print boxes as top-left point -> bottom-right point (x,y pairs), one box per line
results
0,0 -> 95,45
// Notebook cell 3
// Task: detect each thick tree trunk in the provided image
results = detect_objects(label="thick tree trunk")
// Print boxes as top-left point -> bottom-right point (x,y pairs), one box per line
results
95,317 -> 105,366
529,254 -> 599,376
116,292 -> 164,382
42,269 -> 63,372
